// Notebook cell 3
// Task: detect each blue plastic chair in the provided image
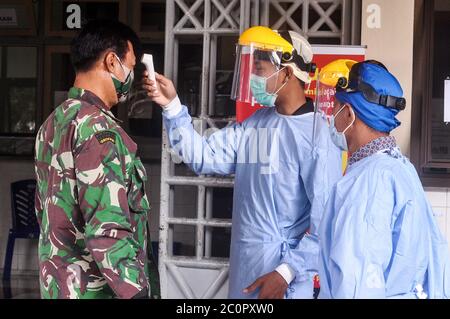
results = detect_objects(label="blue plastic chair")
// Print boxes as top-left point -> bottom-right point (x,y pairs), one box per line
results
2,180 -> 39,283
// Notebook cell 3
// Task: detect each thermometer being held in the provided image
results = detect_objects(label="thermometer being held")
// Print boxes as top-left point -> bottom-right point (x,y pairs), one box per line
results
141,53 -> 156,84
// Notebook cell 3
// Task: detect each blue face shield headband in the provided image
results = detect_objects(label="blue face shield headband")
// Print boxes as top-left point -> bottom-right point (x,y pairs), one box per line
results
336,62 -> 406,111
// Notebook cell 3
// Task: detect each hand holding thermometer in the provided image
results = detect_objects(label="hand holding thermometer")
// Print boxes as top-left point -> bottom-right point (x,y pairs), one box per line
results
141,55 -> 177,106
141,53 -> 156,85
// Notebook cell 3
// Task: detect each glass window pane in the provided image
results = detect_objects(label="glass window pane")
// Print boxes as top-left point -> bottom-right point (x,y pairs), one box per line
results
213,36 -> 237,117
140,2 -> 165,32
308,3 -> 341,32
50,52 -> 75,107
0,92 -> 7,133
205,227 -> 231,258
171,224 -> 196,257
210,187 -> 233,219
172,185 -> 198,219
177,36 -> 203,116
6,47 -> 37,78
127,43 -> 164,138
0,3 -> 31,29
9,86 -> 36,133
0,85 -> 36,134
431,1 -> 450,160
0,137 -> 34,156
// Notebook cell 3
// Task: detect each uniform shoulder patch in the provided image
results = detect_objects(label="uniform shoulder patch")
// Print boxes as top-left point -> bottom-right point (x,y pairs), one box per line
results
95,131 -> 116,144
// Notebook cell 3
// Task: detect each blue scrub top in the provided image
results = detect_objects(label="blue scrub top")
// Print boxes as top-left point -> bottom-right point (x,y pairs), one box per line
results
318,148 -> 450,299
163,105 -> 342,299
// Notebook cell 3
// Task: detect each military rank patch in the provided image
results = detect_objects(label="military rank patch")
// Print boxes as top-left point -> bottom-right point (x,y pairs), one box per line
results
95,131 -> 116,144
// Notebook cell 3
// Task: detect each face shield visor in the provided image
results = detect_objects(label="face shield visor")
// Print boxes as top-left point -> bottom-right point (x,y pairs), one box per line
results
315,76 -> 340,120
231,44 -> 286,107
312,59 -> 357,148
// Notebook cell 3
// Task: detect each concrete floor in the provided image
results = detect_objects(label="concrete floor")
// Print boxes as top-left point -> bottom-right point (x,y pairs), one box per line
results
0,275 -> 40,299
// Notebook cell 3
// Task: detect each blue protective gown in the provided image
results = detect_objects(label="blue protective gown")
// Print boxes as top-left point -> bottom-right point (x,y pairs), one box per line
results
163,103 -> 342,299
318,147 -> 450,299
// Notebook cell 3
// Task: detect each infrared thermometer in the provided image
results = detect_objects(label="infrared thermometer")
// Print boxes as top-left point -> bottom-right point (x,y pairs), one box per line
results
141,53 -> 156,83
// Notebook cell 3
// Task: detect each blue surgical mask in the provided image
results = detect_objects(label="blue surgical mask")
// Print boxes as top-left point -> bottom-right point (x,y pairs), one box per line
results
329,104 -> 355,151
250,68 -> 287,107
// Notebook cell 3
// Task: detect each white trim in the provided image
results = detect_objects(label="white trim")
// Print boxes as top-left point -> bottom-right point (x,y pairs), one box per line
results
444,79 -> 450,122
312,45 -> 366,56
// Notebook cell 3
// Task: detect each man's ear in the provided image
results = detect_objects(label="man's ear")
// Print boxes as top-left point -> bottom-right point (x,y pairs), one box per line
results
284,65 -> 293,82
104,51 -> 118,74
346,105 -> 356,121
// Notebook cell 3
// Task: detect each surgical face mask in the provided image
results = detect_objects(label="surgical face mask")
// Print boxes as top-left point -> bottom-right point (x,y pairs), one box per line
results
111,54 -> 134,103
250,68 -> 287,107
329,104 -> 355,151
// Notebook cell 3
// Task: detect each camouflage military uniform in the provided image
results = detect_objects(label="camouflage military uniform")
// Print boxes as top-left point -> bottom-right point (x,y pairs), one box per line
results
34,87 -> 159,299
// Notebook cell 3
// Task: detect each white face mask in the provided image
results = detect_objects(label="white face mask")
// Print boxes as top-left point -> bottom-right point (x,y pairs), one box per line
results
329,104 -> 355,151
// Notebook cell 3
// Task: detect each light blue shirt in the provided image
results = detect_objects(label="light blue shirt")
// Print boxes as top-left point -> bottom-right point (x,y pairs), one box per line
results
318,146 -> 450,299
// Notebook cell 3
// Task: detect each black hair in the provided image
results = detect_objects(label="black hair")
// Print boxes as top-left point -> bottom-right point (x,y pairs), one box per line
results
70,19 -> 141,73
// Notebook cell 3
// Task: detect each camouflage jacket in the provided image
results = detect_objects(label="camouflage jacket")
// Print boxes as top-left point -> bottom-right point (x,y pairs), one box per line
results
34,87 -> 156,299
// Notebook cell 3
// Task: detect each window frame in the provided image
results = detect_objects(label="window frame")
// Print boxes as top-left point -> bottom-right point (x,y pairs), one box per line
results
0,0 -> 37,37
0,44 -> 42,157
131,0 -> 165,41
411,0 -> 450,187
43,45 -> 72,119
44,0 -> 128,37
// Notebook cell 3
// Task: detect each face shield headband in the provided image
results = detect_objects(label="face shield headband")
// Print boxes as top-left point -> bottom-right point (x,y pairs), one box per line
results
336,62 -> 406,111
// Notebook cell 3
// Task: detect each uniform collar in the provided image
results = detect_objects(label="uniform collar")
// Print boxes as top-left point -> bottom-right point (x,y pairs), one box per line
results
292,97 -> 314,116
68,87 -> 122,123
349,136 -> 397,166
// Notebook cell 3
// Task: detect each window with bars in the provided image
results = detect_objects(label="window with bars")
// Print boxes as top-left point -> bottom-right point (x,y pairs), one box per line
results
0,46 -> 38,156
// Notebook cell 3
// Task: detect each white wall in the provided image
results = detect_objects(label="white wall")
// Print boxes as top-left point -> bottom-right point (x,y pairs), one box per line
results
360,0 -> 450,249
425,188 -> 450,240
361,0 -> 414,156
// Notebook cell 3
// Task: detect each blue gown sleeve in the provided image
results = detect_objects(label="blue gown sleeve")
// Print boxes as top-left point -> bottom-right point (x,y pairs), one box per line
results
280,117 -> 343,283
162,103 -> 243,176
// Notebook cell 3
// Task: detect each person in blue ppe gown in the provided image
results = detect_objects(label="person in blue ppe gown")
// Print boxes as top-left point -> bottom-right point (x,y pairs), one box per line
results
143,27 -> 342,299
318,60 -> 450,299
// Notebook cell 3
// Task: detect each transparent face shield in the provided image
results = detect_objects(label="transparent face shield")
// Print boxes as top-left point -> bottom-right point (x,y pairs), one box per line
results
231,44 -> 284,105
315,81 -> 337,121
312,74 -> 339,148
314,59 -> 358,125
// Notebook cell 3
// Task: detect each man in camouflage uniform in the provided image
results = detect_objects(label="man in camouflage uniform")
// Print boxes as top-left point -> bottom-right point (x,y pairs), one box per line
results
34,20 -> 159,299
